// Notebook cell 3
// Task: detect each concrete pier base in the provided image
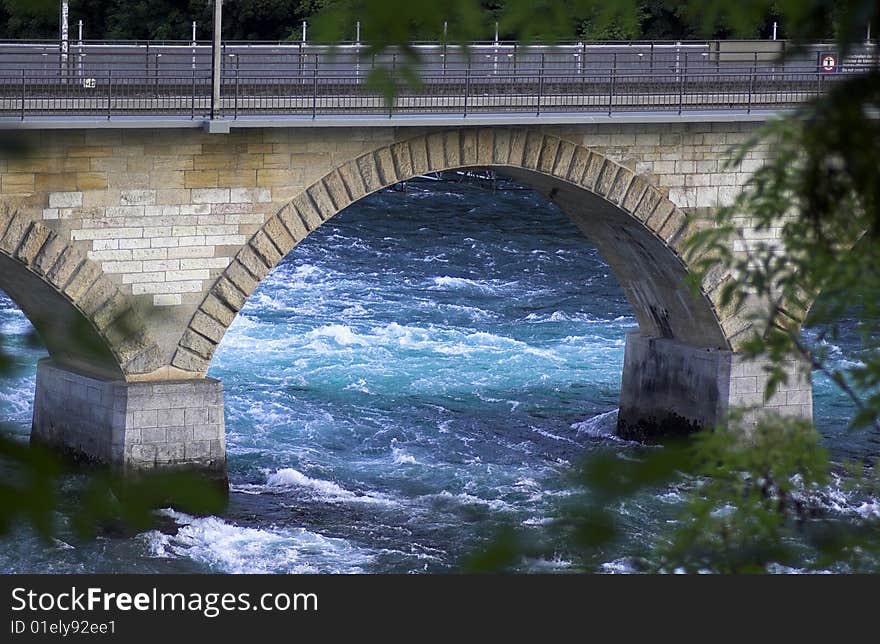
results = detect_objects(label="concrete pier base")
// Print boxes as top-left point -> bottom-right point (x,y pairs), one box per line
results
31,359 -> 226,475
617,331 -> 812,440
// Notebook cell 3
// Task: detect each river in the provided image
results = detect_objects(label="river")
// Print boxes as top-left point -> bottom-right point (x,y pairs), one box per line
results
0,178 -> 876,573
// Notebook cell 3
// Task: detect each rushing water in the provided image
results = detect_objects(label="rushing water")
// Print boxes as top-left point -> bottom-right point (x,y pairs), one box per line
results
0,178 -> 877,573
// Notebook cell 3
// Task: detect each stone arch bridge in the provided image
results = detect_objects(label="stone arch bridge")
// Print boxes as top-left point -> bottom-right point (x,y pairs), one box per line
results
0,120 -> 811,475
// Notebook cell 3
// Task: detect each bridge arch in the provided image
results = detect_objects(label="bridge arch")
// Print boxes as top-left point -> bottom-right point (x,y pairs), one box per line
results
0,208 -> 164,379
172,128 -> 738,375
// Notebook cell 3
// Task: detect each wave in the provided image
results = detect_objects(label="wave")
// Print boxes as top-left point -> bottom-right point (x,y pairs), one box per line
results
0,315 -> 34,335
524,311 -> 601,324
529,426 -> 580,445
805,473 -> 880,520
427,276 -> 518,294
298,322 -> 564,360
571,409 -> 620,439
0,377 -> 37,423
391,447 -> 419,465
421,490 -> 515,513
305,324 -> 371,347
142,510 -> 373,574
259,468 -> 396,506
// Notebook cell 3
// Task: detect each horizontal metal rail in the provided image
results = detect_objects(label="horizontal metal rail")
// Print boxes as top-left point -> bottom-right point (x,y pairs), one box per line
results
0,40 -> 874,121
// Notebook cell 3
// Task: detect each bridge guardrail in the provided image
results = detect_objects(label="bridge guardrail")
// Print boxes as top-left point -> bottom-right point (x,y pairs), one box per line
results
0,40 -> 874,120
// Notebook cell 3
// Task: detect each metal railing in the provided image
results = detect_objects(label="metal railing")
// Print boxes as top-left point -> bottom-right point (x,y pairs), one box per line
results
0,40 -> 874,120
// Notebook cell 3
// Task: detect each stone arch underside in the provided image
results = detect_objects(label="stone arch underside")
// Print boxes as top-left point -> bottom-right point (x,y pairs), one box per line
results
0,209 -> 164,379
172,128 -> 740,376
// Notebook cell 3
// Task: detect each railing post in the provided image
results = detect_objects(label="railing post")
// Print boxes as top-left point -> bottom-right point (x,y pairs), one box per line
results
464,58 -> 470,117
609,52 -> 616,116
678,51 -> 685,115
20,68 -> 25,121
389,54 -> 395,118
312,54 -> 318,119
191,67 -> 196,119
154,53 -> 160,98
748,52 -> 755,113
234,54 -> 239,119
107,69 -> 112,120
210,0 -> 222,119
537,52 -> 544,116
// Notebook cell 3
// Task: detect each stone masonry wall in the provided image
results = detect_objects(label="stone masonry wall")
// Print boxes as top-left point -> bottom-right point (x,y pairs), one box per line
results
618,331 -> 812,439
32,359 -> 225,471
0,122 -> 774,369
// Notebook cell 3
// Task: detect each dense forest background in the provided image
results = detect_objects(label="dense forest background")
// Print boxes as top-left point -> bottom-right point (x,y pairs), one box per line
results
0,0 -> 793,42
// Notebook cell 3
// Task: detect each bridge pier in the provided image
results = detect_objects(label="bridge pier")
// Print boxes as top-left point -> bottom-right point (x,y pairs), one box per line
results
31,360 -> 226,476
617,331 -> 812,440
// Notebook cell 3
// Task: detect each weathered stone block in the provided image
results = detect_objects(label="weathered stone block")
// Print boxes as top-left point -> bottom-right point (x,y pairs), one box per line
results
201,295 -> 237,329
356,154 -> 381,193
508,129 -> 528,166
594,162 -> 619,197
460,129 -> 479,167
306,181 -> 337,220
537,136 -> 560,175
15,223 -> 50,265
492,129 -> 511,166
0,212 -> 31,254
192,188 -> 231,204
618,331 -> 812,440
374,147 -> 397,185
425,132 -> 446,170
291,193 -> 322,231
552,140 -> 576,179
582,153 -> 605,191
48,191 -> 83,209
237,244 -> 271,280
190,311 -> 226,344
225,260 -> 259,296
63,261 -> 101,301
322,170 -> 353,211
566,147 -> 590,183
407,137 -> 430,176
250,231 -> 282,268
180,328 -> 217,360
32,360 -> 226,476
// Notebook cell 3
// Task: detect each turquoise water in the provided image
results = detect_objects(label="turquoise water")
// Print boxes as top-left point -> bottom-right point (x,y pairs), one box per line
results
0,178 -> 876,573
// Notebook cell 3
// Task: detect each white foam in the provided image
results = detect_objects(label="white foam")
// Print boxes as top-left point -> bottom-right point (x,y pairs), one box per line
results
392,448 -> 419,465
429,276 -> 486,290
263,468 -> 395,505
305,324 -> 369,346
426,490 -> 514,512
805,473 -> 880,520
427,276 -> 516,294
523,311 -> 603,323
600,558 -> 641,574
529,426 -> 579,445
571,409 -> 620,438
142,510 -> 372,574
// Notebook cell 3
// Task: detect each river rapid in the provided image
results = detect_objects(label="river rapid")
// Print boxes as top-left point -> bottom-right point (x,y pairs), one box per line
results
0,178 -> 876,573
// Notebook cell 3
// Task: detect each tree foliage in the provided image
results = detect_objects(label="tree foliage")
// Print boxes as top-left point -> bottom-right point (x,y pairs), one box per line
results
0,0 -> 804,42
